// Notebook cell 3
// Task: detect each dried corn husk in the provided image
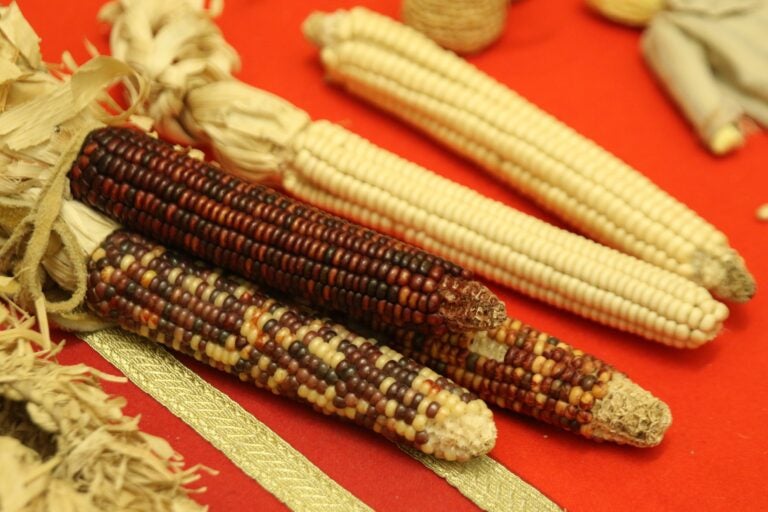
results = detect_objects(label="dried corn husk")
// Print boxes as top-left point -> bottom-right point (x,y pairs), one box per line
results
0,299 -> 209,512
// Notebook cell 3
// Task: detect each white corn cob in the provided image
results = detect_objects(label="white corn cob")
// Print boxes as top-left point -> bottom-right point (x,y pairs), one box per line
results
101,0 -> 729,347
286,120 -> 727,348
302,7 -> 755,303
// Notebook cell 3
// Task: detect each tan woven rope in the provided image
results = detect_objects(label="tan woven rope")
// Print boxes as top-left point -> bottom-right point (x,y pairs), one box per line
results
402,0 -> 508,54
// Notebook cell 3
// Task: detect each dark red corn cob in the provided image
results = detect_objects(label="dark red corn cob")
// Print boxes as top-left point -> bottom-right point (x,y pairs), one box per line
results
84,230 -> 497,460
70,127 -> 506,336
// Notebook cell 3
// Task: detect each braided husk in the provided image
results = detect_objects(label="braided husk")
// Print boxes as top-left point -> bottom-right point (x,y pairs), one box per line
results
0,299 -> 210,511
402,0 -> 508,54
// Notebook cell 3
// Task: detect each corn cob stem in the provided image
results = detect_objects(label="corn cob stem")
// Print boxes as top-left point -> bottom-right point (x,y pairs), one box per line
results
302,7 -> 755,303
69,127 -> 505,336
100,0 -> 730,348
85,230 -> 497,461
388,318 -> 671,447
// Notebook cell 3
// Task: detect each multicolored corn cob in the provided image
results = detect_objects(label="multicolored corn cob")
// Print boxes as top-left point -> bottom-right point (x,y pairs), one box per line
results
85,230 -> 497,461
70,126 -> 506,336
388,318 -> 671,446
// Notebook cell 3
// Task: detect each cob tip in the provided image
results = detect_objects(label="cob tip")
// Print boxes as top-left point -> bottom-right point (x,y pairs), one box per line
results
425,404 -> 497,461
708,124 -> 744,156
694,249 -> 756,303
590,373 -> 672,447
302,10 -> 341,49
439,277 -> 507,333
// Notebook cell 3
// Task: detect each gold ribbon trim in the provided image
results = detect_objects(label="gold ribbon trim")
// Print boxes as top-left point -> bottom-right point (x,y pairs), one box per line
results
82,328 -> 561,512
405,448 -> 562,512
81,328 -> 373,512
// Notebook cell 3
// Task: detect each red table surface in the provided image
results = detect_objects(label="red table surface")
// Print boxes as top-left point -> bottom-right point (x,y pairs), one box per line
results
16,0 -> 768,510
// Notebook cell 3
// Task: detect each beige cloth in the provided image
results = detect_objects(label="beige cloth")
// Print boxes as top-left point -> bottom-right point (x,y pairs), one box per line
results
641,0 -> 768,152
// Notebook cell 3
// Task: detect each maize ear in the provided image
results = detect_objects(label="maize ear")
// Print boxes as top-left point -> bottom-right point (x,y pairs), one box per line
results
303,7 -> 755,303
85,230 -> 497,461
388,318 -> 672,447
69,126 -> 506,336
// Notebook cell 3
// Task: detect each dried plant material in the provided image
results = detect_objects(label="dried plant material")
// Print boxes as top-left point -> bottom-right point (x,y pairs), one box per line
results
402,0 -> 508,54
0,300 -> 209,511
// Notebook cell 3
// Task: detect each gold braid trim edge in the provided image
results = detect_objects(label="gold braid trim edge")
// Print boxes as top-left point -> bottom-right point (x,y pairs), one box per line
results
81,328 -> 373,512
404,447 -> 562,512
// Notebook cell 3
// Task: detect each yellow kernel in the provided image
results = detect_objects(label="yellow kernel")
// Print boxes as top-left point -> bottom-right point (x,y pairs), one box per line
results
119,254 -> 135,271
541,359 -> 555,377
580,392 -> 594,407
379,377 -> 396,395
569,386 -> 584,405
275,327 -> 292,347
91,247 -> 106,262
307,336 -> 323,353
385,399 -> 398,418
592,384 -> 607,399
412,414 -> 427,430
99,266 -> 114,283
330,352 -> 345,367
167,267 -> 182,284
434,389 -> 451,404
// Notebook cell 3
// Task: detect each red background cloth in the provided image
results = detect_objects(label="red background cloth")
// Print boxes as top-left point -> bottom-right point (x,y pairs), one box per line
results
17,0 -> 768,510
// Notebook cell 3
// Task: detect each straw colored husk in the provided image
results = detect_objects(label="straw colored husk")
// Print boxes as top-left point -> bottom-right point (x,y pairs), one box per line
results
0,299 -> 210,511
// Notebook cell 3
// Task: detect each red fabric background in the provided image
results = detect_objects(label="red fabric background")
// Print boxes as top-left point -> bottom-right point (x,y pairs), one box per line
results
16,0 -> 768,510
